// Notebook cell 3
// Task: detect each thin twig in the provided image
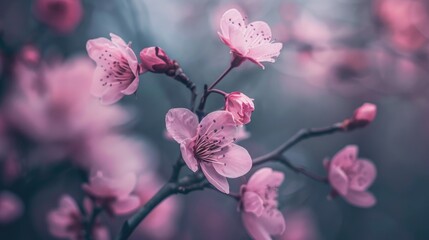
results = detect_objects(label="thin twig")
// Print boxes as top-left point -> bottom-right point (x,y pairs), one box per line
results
277,156 -> 328,183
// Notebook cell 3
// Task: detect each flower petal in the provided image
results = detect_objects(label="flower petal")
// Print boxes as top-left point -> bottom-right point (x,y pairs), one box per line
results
198,111 -> 237,148
200,162 -> 229,193
83,172 -> 136,199
329,167 -> 349,196
121,77 -> 140,95
165,108 -> 198,143
331,145 -> 358,169
213,144 -> 252,178
180,139 -> 199,172
241,212 -> 271,240
348,159 -> 377,191
220,9 -> 245,40
110,195 -> 140,215
247,168 -> 284,192
344,190 -> 376,208
242,191 -> 264,217
259,208 -> 286,235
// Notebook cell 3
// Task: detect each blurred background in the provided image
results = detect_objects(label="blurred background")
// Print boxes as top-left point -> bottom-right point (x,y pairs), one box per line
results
1,0 -> 429,239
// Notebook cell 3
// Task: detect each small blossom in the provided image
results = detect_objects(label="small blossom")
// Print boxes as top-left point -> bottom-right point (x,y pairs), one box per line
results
165,108 -> 252,193
48,195 -> 109,240
34,0 -> 83,34
82,171 -> 140,215
218,9 -> 283,68
240,168 -> 286,240
324,145 -> 377,208
140,47 -> 173,73
86,34 -> 142,104
0,191 -> 23,224
342,103 -> 377,130
225,92 -> 255,125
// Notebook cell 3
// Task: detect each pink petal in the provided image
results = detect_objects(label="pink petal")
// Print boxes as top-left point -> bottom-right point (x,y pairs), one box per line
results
331,145 -> 358,169
213,144 -> 252,178
247,42 -> 283,63
344,190 -> 376,208
110,33 -> 128,48
348,159 -> 377,192
120,77 -> 140,95
243,21 -> 272,49
247,168 -> 284,191
165,108 -> 198,143
241,212 -> 271,240
110,195 -> 140,215
100,85 -> 126,105
329,167 -> 349,196
242,191 -> 264,217
198,111 -> 237,148
228,23 -> 247,55
83,172 -> 136,199
200,162 -> 229,193
180,139 -> 199,172
259,208 -> 286,235
220,9 -> 245,39
86,38 -> 115,60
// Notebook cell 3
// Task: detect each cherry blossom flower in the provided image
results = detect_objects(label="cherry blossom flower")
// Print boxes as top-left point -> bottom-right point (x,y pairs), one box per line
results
0,191 -> 23,224
140,47 -> 174,74
82,171 -> 140,215
48,195 -> 109,240
34,0 -> 83,34
86,33 -> 142,104
225,92 -> 255,125
165,108 -> 252,193
240,168 -> 286,240
352,103 -> 377,124
324,145 -> 377,208
218,8 -> 283,68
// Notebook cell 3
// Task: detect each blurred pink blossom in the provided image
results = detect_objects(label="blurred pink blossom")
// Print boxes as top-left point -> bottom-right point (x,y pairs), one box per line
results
86,34 -> 142,104
225,92 -> 255,125
165,108 -> 252,193
19,45 -> 40,65
48,195 -> 109,240
135,173 -> 181,239
281,209 -> 320,240
0,191 -> 23,224
218,9 -> 283,68
82,172 -> 140,216
34,0 -> 83,34
324,145 -> 377,208
240,168 -> 285,240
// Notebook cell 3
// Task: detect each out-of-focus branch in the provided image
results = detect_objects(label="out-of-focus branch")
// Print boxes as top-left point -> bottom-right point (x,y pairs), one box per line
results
277,156 -> 328,183
253,123 -> 344,166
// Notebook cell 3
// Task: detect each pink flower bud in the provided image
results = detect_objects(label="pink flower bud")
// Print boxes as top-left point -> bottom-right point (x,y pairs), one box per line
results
140,47 -> 173,73
225,92 -> 255,125
353,103 -> 377,123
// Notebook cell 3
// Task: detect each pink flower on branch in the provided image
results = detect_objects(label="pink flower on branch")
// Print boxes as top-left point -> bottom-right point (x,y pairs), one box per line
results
165,108 -> 252,193
324,145 -> 377,208
82,172 -> 140,215
342,103 -> 377,130
140,47 -> 173,74
218,9 -> 283,68
225,92 -> 255,125
86,34 -> 143,104
240,168 -> 286,240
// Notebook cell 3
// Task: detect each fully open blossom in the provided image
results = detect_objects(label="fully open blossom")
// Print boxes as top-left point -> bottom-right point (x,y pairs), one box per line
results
0,191 -> 23,224
240,168 -> 285,240
34,0 -> 83,34
82,171 -> 140,215
86,33 -> 142,104
140,47 -> 174,73
324,145 -> 377,208
218,8 -> 283,68
225,92 -> 255,125
48,195 -> 109,240
166,108 -> 252,193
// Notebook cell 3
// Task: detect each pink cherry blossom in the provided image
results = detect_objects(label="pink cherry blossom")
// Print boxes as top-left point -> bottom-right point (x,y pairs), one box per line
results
218,8 -> 283,68
34,0 -> 83,34
352,103 -> 377,124
140,47 -> 174,73
240,168 -> 286,240
225,92 -> 255,125
165,108 -> 253,193
86,33 -> 142,104
48,195 -> 109,240
324,145 -> 377,208
0,191 -> 23,224
82,171 -> 140,215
